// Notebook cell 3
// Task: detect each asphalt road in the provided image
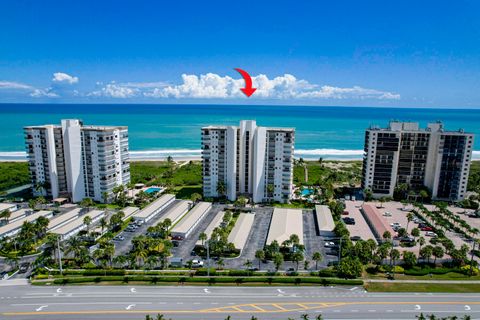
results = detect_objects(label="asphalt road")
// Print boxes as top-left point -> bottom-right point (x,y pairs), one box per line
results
1,282 -> 479,320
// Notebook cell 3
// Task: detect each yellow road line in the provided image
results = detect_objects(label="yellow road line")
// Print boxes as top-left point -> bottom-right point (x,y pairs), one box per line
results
4,301 -> 480,316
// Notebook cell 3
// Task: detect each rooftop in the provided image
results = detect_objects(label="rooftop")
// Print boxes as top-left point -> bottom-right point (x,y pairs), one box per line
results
266,208 -> 304,245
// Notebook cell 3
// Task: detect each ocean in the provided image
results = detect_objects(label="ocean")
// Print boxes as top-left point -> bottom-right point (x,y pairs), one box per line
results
1,104 -> 479,161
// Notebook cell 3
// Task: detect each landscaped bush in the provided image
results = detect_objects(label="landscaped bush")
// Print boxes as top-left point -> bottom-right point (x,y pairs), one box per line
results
404,267 -> 464,276
48,275 -> 363,286
317,269 -> 338,277
195,268 -> 216,276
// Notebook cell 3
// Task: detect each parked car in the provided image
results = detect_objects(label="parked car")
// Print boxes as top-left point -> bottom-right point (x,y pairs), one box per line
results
350,236 -> 361,241
0,271 -> 8,280
425,231 -> 437,237
342,210 -> 349,215
383,211 -> 392,217
113,235 -> 125,241
421,226 -> 433,231
19,263 -> 29,273
343,217 -> 355,225
191,260 -> 204,268
324,241 -> 336,247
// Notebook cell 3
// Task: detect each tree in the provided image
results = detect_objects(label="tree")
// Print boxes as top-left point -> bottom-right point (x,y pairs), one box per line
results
234,196 -> 248,208
420,245 -> 434,263
99,217 -> 108,234
292,251 -> 304,271
419,190 -> 429,203
273,253 -> 284,271
406,212 -> 414,230
80,197 -> 94,210
216,181 -> 226,198
216,258 -> 225,270
0,209 -> 11,224
255,249 -> 265,270
389,248 -> 400,267
418,236 -> 426,258
312,252 -> 322,270
411,227 -> 420,240
83,215 -> 92,233
190,193 -> 202,203
244,259 -> 253,269
402,251 -> 417,268
363,188 -> 373,202
383,231 -> 392,242
198,232 -> 207,247
337,256 -> 363,279
432,246 -> 444,265
102,191 -> 109,204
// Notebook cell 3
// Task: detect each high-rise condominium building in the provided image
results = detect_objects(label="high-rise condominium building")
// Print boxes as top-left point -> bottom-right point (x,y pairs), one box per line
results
362,121 -> 474,201
25,119 -> 130,203
201,120 -> 295,203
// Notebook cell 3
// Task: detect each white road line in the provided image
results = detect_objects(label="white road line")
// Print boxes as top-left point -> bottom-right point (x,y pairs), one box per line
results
35,305 -> 48,312
415,304 -> 421,310
130,288 -> 136,293
13,302 -> 152,306
277,289 -> 286,294
465,305 -> 471,311
203,288 -> 210,293
56,288 -> 62,293
125,304 -> 135,310
349,287 -> 358,291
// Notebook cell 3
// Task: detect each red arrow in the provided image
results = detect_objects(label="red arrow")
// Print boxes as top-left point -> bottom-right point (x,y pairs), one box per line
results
234,68 -> 256,97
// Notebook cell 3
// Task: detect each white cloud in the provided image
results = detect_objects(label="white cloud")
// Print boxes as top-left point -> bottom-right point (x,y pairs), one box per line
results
88,82 -> 139,98
52,72 -> 79,84
139,73 -> 400,100
0,81 -> 33,90
30,88 -> 59,98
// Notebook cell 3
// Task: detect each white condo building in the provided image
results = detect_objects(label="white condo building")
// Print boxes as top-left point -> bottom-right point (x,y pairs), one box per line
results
25,119 -> 130,203
201,120 -> 295,203
362,121 -> 474,201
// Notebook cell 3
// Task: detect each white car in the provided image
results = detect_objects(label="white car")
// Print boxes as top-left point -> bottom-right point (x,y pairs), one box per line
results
191,259 -> 204,268
383,211 -> 392,217
324,241 -> 335,247
390,222 -> 401,227
425,231 -> 437,237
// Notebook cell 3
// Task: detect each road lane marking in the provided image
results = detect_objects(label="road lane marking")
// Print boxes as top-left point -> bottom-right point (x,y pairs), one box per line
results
277,289 -> 286,294
130,288 -> 136,293
465,305 -> 471,311
203,288 -> 210,293
415,304 -> 421,310
35,305 -> 48,312
125,304 -> 135,310
349,287 -> 358,291
56,288 -> 62,293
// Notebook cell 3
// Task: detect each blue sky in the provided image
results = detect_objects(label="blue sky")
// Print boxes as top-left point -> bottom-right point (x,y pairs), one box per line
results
1,0 -> 480,107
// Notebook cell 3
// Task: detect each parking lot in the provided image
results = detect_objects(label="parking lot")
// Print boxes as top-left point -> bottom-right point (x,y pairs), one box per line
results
344,200 -> 376,242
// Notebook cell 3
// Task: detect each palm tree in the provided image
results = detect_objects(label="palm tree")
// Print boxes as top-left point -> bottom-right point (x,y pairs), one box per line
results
216,181 -> 226,198
255,249 -> 265,270
99,217 -> 108,234
199,232 -> 207,247
292,251 -> 304,271
273,253 -> 283,271
418,236 -> 426,259
243,259 -> 253,270
83,215 -> 92,233
312,252 -> 322,270
0,209 -> 11,224
102,192 -> 109,204
432,246 -> 444,265
406,212 -> 414,230
216,258 -> 225,270
190,193 -> 202,203
389,249 -> 400,266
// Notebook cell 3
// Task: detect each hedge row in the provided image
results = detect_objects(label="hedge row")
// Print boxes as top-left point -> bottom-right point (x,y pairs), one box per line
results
403,267 -> 464,276
51,276 -> 363,286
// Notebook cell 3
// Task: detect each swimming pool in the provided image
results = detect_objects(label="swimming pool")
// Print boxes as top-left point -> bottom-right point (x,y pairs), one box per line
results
301,188 -> 314,196
144,187 -> 161,194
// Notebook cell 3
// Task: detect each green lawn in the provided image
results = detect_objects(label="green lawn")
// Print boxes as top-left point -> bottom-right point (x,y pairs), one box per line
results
130,161 -> 202,187
365,282 -> 480,293
366,272 -> 480,281
293,160 -> 362,187
0,162 -> 30,192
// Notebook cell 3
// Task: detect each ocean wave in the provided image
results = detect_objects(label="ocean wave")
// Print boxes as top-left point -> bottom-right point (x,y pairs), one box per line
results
1,149 -> 479,160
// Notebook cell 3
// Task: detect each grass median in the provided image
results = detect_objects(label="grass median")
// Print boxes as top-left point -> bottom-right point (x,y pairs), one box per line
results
32,275 -> 363,287
365,282 -> 480,293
